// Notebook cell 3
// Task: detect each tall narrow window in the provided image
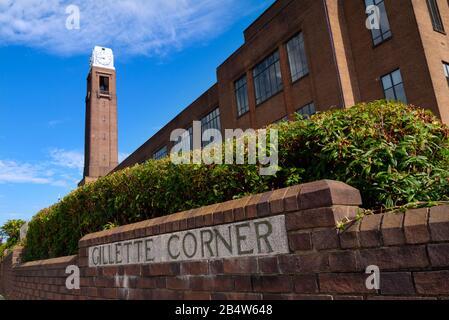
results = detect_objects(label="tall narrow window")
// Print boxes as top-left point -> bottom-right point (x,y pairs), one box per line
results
364,0 -> 392,45
99,76 -> 109,94
381,69 -> 407,103
253,51 -> 283,105
201,108 -> 221,147
153,146 -> 168,160
297,102 -> 316,119
443,62 -> 449,85
427,0 -> 445,33
286,33 -> 309,82
235,75 -> 249,116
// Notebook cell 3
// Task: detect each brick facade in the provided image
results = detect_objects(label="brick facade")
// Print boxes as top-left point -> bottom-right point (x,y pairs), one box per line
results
1,180 -> 448,300
114,0 -> 449,171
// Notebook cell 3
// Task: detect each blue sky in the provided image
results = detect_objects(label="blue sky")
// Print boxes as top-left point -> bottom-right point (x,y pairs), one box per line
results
0,0 -> 274,226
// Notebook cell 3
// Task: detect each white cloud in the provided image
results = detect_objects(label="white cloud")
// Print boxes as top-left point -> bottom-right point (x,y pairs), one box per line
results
0,0 -> 259,56
49,148 -> 84,171
0,149 -> 134,186
0,160 -> 52,184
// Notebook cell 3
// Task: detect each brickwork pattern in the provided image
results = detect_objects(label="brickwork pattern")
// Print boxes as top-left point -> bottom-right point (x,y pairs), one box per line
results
1,180 -> 448,300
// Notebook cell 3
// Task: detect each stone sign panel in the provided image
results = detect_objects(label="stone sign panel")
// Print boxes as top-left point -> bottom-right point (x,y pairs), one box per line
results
88,215 -> 288,267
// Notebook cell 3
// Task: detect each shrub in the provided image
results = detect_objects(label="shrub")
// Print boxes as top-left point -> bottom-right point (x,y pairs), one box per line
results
0,219 -> 26,257
22,101 -> 449,261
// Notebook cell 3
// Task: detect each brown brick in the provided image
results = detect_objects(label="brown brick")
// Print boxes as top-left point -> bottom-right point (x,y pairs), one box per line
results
294,275 -> 318,293
258,256 -> 279,274
312,229 -> 340,250
367,296 -> 437,300
252,275 -> 293,293
404,208 -> 430,244
190,276 -> 234,292
288,232 -> 312,251
284,185 -> 301,212
209,259 -> 224,274
298,180 -> 362,210
319,273 -> 372,294
152,290 -> 183,300
245,194 -> 262,219
277,255 -> 301,274
233,276 -> 252,292
212,292 -> 262,300
359,214 -> 383,248
269,187 -> 288,214
183,291 -> 211,300
233,196 -> 250,222
123,265 -> 140,276
180,261 -> 209,275
166,276 -> 190,290
127,288 -> 152,300
143,262 -> 180,276
381,213 -> 405,246
339,220 -> 361,249
380,272 -> 415,296
285,209 -> 333,231
358,246 -> 429,270
414,271 -> 449,295
428,243 -> 449,267
257,191 -> 273,217
223,257 -> 258,274
333,296 -> 364,300
299,253 -> 329,273
98,287 -> 118,299
429,205 -> 449,242
328,251 -> 361,272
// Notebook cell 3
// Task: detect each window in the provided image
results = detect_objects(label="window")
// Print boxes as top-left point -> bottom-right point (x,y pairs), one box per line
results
297,102 -> 316,119
364,0 -> 392,45
201,108 -> 221,147
427,0 -> 445,33
286,33 -> 309,82
235,75 -> 249,116
253,51 -> 283,105
274,116 -> 288,124
153,146 -> 168,160
443,62 -> 449,85
99,76 -> 109,94
179,126 -> 193,151
381,69 -> 407,103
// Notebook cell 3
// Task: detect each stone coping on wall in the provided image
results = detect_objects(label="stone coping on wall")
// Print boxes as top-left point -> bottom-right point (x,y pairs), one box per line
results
78,180 -> 363,249
339,205 -> 449,250
17,255 -> 78,269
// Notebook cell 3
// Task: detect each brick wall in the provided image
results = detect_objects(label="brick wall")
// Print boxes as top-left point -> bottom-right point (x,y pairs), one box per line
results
1,179 -> 448,300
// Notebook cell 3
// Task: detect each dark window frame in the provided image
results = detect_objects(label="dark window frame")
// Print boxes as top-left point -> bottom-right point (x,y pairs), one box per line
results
201,108 -> 221,148
427,0 -> 445,33
253,50 -> 283,106
364,0 -> 393,46
296,102 -> 316,119
381,69 -> 407,104
286,32 -> 309,82
234,75 -> 250,117
153,146 -> 168,160
443,61 -> 449,85
99,76 -> 110,95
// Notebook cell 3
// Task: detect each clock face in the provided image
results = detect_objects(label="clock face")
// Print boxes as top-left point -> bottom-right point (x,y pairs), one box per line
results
95,51 -> 112,66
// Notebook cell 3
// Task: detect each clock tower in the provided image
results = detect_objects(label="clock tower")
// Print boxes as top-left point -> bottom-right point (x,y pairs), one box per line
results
80,46 -> 118,186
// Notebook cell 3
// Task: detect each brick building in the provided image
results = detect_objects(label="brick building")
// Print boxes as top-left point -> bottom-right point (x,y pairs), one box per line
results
86,0 -> 449,177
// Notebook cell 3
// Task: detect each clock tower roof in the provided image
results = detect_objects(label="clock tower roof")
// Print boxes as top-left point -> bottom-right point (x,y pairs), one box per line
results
90,46 -> 115,70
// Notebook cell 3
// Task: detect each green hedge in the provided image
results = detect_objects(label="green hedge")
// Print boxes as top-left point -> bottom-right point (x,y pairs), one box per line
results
22,101 -> 449,261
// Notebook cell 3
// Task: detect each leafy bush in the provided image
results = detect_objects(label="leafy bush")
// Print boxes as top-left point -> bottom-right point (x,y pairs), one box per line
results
0,219 -> 26,257
22,101 -> 449,261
